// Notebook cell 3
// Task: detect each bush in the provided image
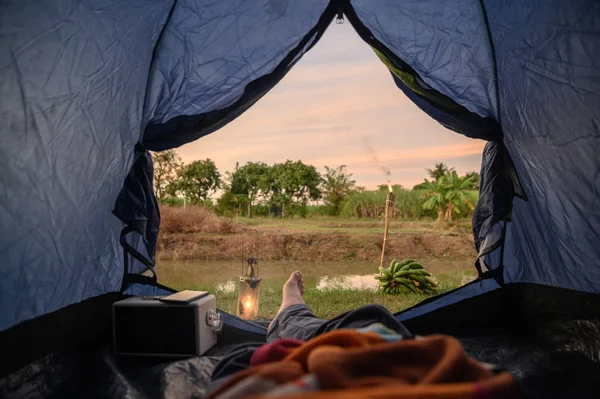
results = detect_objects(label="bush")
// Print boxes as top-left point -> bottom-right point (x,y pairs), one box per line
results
252,204 -> 270,217
306,205 -> 334,217
161,196 -> 185,207
160,205 -> 235,234
339,188 -> 476,220
340,190 -> 387,218
394,189 -> 427,219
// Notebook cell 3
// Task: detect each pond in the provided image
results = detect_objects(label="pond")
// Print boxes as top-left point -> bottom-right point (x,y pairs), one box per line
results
157,258 -> 477,292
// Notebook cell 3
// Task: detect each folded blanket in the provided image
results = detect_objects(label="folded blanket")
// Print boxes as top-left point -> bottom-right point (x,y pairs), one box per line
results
207,329 -> 520,399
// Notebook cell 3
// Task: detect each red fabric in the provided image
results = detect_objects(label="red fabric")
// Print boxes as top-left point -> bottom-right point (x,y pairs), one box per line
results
208,332 -> 520,399
250,338 -> 304,366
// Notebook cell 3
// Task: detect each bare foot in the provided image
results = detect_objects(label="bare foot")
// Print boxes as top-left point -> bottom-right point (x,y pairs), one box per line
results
281,271 -> 305,309
269,271 -> 305,331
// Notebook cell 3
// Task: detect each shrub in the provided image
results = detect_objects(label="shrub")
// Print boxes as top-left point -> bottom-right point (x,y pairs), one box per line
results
339,187 -> 476,220
393,189 -> 426,219
252,204 -> 270,217
160,205 -> 235,234
340,190 -> 387,219
161,196 -> 185,207
306,205 -> 334,217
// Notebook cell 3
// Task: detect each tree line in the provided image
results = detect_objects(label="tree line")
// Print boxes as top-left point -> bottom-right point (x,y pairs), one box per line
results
151,150 -> 479,222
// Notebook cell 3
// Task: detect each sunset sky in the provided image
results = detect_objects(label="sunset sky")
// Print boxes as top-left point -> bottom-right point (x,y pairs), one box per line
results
176,21 -> 485,190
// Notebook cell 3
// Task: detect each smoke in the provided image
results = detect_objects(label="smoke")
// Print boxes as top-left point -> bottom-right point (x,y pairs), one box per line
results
362,138 -> 391,183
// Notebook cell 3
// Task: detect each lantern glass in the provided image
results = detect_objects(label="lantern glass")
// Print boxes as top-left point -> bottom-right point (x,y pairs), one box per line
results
237,276 -> 262,320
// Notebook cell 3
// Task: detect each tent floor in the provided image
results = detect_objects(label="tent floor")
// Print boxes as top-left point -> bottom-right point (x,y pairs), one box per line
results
2,328 -> 599,398
2,283 -> 600,398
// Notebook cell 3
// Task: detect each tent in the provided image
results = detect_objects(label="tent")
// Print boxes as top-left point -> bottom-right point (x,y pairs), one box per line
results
1,0 -> 599,397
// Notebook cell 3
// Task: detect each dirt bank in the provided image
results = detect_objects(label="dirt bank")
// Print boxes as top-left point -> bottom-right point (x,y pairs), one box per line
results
157,230 -> 476,262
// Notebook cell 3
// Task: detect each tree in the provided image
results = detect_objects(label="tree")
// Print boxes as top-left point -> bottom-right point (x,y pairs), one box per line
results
151,150 -> 182,202
412,180 -> 430,191
462,171 -> 480,190
269,160 -> 321,217
173,159 -> 221,205
427,162 -> 455,181
216,190 -> 248,217
230,162 -> 270,217
321,165 -> 356,215
421,171 -> 475,222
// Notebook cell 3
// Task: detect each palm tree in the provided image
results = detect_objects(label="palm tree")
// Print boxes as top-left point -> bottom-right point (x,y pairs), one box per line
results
426,162 -> 455,181
421,171 -> 475,221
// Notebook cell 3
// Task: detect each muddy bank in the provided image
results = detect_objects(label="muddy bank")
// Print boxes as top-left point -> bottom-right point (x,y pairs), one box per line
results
157,231 -> 476,262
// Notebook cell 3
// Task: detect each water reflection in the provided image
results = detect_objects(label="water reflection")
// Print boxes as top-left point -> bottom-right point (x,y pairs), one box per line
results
158,259 -> 476,291
216,280 -> 236,293
215,275 -> 381,292
316,274 -> 379,291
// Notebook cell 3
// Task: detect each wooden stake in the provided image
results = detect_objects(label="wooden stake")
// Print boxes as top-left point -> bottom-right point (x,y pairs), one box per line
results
380,191 -> 395,267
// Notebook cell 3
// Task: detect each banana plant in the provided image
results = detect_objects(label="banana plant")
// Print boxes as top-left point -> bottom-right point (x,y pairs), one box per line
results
421,171 -> 475,222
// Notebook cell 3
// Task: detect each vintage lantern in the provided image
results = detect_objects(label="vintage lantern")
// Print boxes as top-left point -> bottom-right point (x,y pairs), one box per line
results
237,257 -> 262,320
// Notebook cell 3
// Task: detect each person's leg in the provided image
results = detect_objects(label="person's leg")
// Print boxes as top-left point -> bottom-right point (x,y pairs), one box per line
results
210,271 -> 412,389
267,271 -> 327,342
267,271 -> 413,342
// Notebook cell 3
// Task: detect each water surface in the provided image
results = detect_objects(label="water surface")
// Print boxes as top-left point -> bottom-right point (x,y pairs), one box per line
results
158,259 -> 476,291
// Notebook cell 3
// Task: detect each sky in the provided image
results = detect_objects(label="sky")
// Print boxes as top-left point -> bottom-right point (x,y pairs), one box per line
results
176,21 -> 485,190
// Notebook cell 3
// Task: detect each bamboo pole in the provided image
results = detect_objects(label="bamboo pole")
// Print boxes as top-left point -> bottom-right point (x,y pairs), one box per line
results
380,190 -> 395,267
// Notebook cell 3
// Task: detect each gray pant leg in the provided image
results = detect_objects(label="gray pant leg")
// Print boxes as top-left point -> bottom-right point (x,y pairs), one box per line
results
267,304 -> 324,342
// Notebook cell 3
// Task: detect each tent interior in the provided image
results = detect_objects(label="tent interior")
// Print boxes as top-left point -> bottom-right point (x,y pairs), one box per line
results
1,0 -> 599,398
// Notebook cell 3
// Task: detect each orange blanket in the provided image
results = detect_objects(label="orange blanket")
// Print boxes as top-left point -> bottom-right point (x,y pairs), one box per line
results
208,330 -> 519,399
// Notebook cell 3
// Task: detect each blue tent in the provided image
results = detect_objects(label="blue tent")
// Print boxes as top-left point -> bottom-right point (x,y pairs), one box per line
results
1,0 -> 599,396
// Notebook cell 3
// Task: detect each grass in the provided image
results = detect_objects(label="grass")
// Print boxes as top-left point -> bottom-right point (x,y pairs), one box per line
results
232,216 -> 472,236
165,271 -> 474,320
186,281 -> 444,319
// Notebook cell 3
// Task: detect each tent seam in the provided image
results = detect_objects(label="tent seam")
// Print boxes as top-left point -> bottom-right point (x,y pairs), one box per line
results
478,0 -> 502,126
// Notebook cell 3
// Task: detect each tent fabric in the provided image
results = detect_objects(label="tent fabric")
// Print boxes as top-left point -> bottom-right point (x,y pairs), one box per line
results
344,4 -> 503,141
142,0 -> 333,151
113,147 -> 160,278
0,0 -> 173,331
390,73 -> 502,141
0,0 -> 335,333
472,141 -> 514,254
484,0 -> 600,293
3,284 -> 600,399
352,0 -> 600,293
350,0 -> 499,120
1,0 -> 600,383
396,278 -> 500,322
145,0 -> 330,126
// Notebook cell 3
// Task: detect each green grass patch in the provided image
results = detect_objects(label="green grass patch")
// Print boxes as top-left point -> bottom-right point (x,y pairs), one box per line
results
174,277 -> 464,320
